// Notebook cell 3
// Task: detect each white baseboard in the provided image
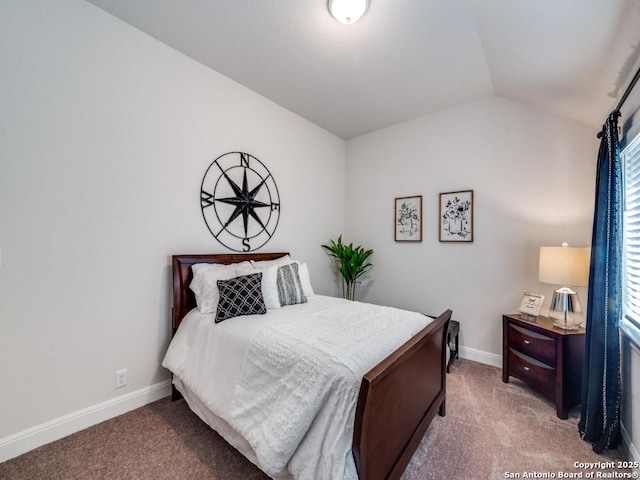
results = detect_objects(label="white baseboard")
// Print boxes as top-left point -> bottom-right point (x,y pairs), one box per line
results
0,380 -> 171,463
459,346 -> 502,368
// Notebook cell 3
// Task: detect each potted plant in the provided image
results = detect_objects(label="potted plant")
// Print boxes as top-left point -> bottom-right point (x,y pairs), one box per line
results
321,235 -> 373,301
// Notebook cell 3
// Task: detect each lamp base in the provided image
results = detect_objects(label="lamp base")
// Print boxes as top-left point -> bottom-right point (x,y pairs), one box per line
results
548,287 -> 584,330
551,320 -> 582,330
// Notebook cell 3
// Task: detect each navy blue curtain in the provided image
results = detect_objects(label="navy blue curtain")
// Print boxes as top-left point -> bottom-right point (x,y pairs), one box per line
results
578,111 -> 622,453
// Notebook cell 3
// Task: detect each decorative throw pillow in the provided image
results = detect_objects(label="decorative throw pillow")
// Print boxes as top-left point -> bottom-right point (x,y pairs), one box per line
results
277,262 -> 307,306
215,273 -> 267,323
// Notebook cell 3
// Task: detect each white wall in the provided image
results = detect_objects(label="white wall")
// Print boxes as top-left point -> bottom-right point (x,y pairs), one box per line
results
0,0 -> 345,455
345,96 -> 598,362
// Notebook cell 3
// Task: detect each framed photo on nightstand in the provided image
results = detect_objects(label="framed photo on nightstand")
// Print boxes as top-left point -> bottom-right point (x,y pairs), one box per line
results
518,292 -> 544,319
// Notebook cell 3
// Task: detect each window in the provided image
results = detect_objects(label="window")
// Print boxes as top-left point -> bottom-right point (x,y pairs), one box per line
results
622,133 -> 640,345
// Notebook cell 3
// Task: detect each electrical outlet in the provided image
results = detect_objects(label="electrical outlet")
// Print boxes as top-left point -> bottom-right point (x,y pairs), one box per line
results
115,369 -> 127,389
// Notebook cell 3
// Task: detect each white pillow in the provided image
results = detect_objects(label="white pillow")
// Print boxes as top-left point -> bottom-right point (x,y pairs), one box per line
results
192,261 -> 252,275
190,264 -> 239,313
250,255 -> 292,268
297,262 -> 315,299
237,264 -> 281,309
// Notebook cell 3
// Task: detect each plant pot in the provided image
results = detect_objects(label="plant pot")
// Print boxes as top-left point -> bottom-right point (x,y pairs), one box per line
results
344,283 -> 355,301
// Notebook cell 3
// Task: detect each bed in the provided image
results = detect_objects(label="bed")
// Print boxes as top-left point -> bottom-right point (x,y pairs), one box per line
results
163,252 -> 451,480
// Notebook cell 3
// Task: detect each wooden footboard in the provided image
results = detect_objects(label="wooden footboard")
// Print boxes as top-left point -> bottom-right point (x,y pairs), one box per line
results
353,309 -> 451,480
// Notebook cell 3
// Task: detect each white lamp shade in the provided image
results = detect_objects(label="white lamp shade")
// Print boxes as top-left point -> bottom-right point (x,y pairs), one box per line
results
328,0 -> 370,24
538,246 -> 590,287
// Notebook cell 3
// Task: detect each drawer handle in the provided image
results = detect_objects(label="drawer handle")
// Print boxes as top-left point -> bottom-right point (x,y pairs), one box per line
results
524,340 -> 531,345
524,366 -> 531,371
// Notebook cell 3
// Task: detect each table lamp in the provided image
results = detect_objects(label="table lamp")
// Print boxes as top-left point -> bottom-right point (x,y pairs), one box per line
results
538,244 -> 591,329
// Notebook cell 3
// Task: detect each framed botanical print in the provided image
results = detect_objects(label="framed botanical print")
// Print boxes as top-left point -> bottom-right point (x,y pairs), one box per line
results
439,190 -> 473,242
395,195 -> 422,242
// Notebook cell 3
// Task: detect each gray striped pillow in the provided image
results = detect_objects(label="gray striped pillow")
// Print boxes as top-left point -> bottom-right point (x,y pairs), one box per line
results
277,263 -> 307,306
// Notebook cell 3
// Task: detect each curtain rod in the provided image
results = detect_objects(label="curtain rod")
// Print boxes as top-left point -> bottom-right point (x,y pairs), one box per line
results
596,64 -> 640,138
613,64 -> 640,114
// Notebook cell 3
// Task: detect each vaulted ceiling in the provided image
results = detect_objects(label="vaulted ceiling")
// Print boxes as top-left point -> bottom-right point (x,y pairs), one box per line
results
86,0 -> 640,139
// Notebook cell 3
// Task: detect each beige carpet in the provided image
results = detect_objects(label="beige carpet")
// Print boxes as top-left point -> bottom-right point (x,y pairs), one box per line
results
0,360 -> 628,480
402,360 -> 626,479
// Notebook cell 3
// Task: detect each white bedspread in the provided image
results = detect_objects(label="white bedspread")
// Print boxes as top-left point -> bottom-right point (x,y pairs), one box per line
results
162,295 -> 430,480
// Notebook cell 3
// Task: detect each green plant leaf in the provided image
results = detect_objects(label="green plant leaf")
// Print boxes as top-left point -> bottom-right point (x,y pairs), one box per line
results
321,236 -> 373,299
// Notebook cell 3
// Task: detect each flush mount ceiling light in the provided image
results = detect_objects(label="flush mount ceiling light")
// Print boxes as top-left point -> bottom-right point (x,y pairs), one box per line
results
328,0 -> 370,24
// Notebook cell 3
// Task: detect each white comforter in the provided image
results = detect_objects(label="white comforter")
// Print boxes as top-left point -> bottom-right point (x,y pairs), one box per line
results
162,295 -> 431,480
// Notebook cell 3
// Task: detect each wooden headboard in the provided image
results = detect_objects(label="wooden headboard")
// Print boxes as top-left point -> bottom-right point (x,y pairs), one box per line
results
171,252 -> 289,332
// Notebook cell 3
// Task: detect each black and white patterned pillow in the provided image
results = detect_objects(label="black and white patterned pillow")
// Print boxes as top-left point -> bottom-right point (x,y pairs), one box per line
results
277,263 -> 307,306
215,273 -> 266,323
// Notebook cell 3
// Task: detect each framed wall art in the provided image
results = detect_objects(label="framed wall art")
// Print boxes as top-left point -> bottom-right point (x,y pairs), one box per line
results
395,195 -> 422,242
439,190 -> 473,242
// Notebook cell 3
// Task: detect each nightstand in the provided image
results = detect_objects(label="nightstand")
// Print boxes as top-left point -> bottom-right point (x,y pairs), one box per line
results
502,313 -> 585,419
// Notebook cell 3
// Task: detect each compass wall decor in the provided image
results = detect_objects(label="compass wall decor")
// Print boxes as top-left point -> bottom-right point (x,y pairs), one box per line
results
200,151 -> 280,252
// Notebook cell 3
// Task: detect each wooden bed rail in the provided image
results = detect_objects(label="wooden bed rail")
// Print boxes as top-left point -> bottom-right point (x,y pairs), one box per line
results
352,309 -> 452,480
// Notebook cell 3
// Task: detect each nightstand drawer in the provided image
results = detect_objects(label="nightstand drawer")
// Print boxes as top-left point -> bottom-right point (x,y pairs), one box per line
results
508,348 -> 555,399
507,323 -> 556,365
